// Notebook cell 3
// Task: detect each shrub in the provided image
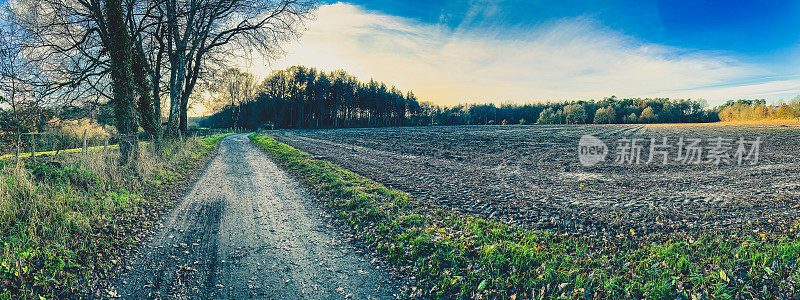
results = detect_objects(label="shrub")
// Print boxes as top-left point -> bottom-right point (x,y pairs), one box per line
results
624,113 -> 636,123
594,106 -> 617,124
563,103 -> 588,124
639,107 -> 656,123
536,108 -> 563,124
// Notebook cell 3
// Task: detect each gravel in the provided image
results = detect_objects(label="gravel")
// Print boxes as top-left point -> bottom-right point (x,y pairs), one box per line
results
115,133 -> 399,299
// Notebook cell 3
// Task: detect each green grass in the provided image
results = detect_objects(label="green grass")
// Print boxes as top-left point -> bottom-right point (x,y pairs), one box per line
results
250,133 -> 800,299
0,144 -> 129,161
0,134 -> 231,299
0,128 -> 237,161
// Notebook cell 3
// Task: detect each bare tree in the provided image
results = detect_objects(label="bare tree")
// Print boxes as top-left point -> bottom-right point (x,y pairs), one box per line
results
0,7 -> 21,113
7,0 -> 149,162
9,0 -> 111,110
204,68 -> 256,127
0,4 -> 41,114
4,0 -> 314,161
161,0 -> 314,137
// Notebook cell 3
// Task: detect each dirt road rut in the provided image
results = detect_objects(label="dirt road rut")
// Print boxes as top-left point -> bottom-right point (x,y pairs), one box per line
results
115,133 -> 398,299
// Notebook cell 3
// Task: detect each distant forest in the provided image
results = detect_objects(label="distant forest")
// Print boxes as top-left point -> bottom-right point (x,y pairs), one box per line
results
201,66 -> 798,129
201,66 -> 423,129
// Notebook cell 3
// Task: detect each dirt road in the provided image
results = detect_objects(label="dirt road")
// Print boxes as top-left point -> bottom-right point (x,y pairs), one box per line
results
115,133 -> 399,299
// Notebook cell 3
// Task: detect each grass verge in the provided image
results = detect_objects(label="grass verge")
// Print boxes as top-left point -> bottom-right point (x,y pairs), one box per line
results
0,133 -> 232,299
250,133 -> 800,299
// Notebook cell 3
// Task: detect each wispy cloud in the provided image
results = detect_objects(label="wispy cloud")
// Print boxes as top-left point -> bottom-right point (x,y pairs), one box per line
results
249,3 -> 800,106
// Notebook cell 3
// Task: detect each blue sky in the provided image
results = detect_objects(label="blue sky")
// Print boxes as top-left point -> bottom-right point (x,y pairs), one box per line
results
342,0 -> 800,58
7,0 -> 798,106
258,0 -> 800,106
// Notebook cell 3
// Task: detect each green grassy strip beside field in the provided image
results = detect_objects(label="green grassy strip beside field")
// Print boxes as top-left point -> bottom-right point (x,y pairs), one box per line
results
0,144 -> 125,161
0,133 -> 232,299
250,133 -> 800,299
0,129 -> 236,161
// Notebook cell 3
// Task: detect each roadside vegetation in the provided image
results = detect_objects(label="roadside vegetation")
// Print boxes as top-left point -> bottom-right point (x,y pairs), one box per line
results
0,133 -> 230,298
251,133 -> 800,299
0,118 -> 115,158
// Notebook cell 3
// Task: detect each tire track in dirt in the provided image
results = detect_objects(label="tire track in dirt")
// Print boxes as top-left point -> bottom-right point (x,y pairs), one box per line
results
114,133 -> 399,299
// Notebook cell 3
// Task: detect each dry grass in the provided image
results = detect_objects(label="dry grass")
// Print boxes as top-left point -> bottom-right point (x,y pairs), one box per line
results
0,134 -> 228,298
58,119 -> 115,139
0,119 -> 115,157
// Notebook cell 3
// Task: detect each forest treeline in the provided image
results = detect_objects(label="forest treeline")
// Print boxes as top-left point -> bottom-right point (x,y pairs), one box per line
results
201,66 -> 423,129
426,97 -> 716,125
203,66 -> 800,129
717,99 -> 800,122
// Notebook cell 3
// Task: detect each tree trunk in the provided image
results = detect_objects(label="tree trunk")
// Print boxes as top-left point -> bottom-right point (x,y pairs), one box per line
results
166,53 -> 185,137
151,44 -> 165,148
180,96 -> 188,133
165,1 -> 184,139
105,0 -> 139,164
179,60 -> 198,134
133,41 -> 162,144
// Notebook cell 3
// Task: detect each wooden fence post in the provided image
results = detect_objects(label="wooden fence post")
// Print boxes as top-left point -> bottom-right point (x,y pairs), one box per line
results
82,129 -> 88,154
15,134 -> 21,165
30,134 -> 35,158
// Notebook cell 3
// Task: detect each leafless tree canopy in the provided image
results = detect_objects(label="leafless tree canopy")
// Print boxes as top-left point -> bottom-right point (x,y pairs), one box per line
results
0,0 -> 315,148
0,4 -> 53,112
156,0 -> 313,136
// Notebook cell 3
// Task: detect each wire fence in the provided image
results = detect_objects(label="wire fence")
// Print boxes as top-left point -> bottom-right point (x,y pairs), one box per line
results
0,128 -> 237,161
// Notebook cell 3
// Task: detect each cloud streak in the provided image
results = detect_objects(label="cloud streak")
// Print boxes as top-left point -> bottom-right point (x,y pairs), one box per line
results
251,3 -> 800,106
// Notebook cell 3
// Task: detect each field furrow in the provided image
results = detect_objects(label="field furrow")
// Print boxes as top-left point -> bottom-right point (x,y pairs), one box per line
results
272,123 -> 800,238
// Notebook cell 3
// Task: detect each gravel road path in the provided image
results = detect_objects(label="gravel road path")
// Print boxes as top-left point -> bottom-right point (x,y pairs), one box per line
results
115,133 -> 398,299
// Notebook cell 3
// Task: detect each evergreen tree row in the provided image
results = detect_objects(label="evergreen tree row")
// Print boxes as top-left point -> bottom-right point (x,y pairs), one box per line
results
201,66 -> 424,129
